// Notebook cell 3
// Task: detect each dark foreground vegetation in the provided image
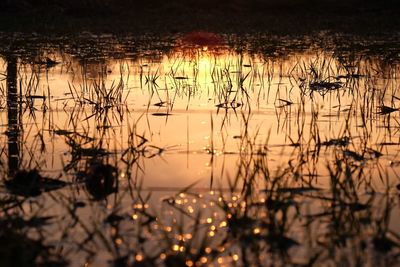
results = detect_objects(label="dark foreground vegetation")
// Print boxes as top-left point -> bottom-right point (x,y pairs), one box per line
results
0,0 -> 400,34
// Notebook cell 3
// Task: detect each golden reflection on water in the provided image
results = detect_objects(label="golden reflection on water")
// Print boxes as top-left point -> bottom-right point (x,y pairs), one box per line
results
0,46 -> 400,190
0,40 -> 400,266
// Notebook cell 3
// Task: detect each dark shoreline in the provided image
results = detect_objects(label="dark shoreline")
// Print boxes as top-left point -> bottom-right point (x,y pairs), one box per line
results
0,1 -> 399,36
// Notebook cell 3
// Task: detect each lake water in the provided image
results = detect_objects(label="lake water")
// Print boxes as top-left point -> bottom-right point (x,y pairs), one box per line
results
0,32 -> 399,267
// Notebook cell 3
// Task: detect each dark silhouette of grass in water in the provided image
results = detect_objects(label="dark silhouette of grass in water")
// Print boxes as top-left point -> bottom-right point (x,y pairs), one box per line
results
0,33 -> 399,266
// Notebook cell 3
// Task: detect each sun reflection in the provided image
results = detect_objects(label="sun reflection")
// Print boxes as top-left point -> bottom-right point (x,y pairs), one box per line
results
185,233 -> 193,239
114,238 -> 123,245
200,256 -> 208,264
188,205 -> 194,213
135,254 -> 143,262
198,52 -> 212,70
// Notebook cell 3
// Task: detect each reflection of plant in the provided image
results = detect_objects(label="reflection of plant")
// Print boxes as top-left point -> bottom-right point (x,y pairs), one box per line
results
0,229 -> 66,267
80,160 -> 118,201
62,132 -> 109,172
0,34 -> 400,267
0,202 -> 68,267
5,169 -> 67,197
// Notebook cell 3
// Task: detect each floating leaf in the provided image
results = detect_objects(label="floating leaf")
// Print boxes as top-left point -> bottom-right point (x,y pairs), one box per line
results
174,76 -> 188,80
378,105 -> 399,115
154,101 -> 167,107
343,150 -> 364,161
321,137 -> 350,147
152,112 -> 172,116
310,81 -> 342,90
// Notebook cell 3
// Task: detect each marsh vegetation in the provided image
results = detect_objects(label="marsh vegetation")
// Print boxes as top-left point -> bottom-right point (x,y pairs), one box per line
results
0,32 -> 399,266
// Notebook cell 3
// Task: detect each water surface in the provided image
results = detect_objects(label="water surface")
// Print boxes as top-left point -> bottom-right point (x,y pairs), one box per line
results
0,33 -> 399,267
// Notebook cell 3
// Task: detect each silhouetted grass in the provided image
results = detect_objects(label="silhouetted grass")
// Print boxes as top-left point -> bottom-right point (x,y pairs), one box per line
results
0,32 -> 400,266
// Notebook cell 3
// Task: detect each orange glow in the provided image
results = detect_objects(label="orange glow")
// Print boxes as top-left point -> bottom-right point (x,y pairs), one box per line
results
180,31 -> 225,48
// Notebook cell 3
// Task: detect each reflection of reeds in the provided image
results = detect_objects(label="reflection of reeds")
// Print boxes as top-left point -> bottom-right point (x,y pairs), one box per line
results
0,35 -> 400,266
